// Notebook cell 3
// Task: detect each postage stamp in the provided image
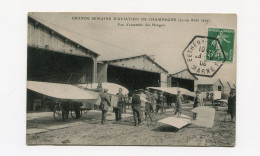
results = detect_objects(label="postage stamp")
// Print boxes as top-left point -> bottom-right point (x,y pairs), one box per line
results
206,28 -> 235,62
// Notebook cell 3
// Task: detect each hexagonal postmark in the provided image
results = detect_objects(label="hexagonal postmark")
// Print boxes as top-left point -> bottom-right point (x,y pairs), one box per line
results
183,36 -> 226,77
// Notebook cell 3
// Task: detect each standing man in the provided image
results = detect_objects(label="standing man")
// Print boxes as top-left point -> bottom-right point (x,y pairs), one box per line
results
227,89 -> 236,122
156,91 -> 166,115
152,91 -> 158,112
124,94 -> 129,113
100,89 -> 111,124
193,90 -> 201,120
115,88 -> 125,122
175,90 -> 184,117
144,89 -> 152,120
132,90 -> 143,126
92,82 -> 103,110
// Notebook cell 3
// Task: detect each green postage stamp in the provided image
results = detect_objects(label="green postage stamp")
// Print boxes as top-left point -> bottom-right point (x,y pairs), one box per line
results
206,28 -> 235,62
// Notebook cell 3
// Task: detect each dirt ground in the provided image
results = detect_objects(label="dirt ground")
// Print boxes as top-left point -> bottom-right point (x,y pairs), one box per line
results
26,107 -> 235,146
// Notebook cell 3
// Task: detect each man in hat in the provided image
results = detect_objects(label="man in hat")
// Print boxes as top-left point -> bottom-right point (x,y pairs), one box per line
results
144,89 -> 152,120
145,89 -> 152,110
175,90 -> 184,117
227,89 -> 236,122
193,90 -> 201,120
132,89 -> 143,126
115,88 -> 125,122
156,91 -> 166,115
100,89 -> 111,124
152,90 -> 158,112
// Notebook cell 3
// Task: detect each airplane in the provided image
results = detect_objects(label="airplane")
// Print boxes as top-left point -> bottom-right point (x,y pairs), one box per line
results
147,86 -> 195,97
27,81 -> 129,120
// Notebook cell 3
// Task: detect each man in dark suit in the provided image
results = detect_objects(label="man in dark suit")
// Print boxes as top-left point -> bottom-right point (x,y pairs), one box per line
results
115,88 -> 125,122
228,89 -> 236,122
132,90 -> 143,126
156,91 -> 166,115
100,89 -> 111,124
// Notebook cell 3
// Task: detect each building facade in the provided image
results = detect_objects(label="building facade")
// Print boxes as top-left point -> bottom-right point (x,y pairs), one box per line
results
27,16 -> 99,111
197,79 -> 224,93
97,55 -> 168,95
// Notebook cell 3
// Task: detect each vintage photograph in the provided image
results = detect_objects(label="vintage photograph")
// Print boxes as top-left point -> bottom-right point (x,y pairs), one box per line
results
26,12 -> 236,146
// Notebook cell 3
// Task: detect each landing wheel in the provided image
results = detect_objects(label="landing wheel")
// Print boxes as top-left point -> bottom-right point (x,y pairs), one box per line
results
70,107 -> 83,119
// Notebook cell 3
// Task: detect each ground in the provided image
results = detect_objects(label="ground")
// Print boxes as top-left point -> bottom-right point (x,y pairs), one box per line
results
26,104 -> 235,146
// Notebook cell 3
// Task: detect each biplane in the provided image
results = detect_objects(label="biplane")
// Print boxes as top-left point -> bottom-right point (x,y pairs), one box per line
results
27,81 -> 129,121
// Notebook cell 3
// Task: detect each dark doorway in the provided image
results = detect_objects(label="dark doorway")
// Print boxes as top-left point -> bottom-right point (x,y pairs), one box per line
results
171,77 -> 194,91
107,65 -> 160,95
27,47 -> 93,84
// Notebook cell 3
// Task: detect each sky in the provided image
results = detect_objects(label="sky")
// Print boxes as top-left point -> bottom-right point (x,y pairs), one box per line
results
29,12 -> 236,83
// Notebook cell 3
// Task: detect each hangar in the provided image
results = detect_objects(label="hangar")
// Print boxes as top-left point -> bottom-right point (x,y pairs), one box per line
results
97,55 -> 168,95
27,16 -> 99,111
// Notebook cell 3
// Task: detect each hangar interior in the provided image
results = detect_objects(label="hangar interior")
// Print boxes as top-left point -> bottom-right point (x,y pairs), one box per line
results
107,65 -> 160,95
171,77 -> 194,91
27,16 -> 98,112
170,69 -> 198,92
99,55 -> 168,95
27,47 -> 93,84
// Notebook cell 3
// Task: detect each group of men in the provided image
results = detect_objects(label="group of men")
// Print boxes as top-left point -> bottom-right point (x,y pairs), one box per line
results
131,88 -> 167,126
99,85 -> 127,125
98,84 -> 185,126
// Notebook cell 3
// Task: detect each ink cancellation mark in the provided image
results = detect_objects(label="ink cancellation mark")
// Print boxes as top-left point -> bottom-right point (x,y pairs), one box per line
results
183,36 -> 225,77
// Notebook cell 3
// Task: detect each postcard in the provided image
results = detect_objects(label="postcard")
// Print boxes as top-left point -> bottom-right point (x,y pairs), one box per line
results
26,12 -> 236,146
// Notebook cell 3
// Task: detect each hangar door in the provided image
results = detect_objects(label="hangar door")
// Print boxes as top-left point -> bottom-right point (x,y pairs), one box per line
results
107,65 -> 160,95
171,77 -> 194,91
27,47 -> 94,84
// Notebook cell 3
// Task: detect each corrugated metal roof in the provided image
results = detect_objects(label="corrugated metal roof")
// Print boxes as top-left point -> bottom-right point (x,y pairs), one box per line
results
28,15 -> 172,74
28,15 -> 147,61
105,54 -> 168,73
170,69 -> 198,80
28,16 -> 99,57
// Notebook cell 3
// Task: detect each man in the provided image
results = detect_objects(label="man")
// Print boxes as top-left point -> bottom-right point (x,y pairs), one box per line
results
100,89 -> 111,124
61,101 -> 69,121
166,93 -> 172,107
175,90 -> 184,117
132,90 -> 143,126
144,89 -> 152,120
145,89 -> 152,111
152,91 -> 158,112
73,102 -> 82,119
96,83 -> 103,93
124,94 -> 129,113
139,89 -> 146,117
115,88 -> 125,122
156,91 -> 166,115
92,82 -> 103,110
227,89 -> 236,122
193,90 -> 201,120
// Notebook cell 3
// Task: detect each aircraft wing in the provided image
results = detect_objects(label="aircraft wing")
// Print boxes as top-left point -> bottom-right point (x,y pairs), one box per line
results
158,114 -> 192,129
27,81 -> 99,102
78,82 -> 129,95
148,87 -> 195,97
191,106 -> 215,128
